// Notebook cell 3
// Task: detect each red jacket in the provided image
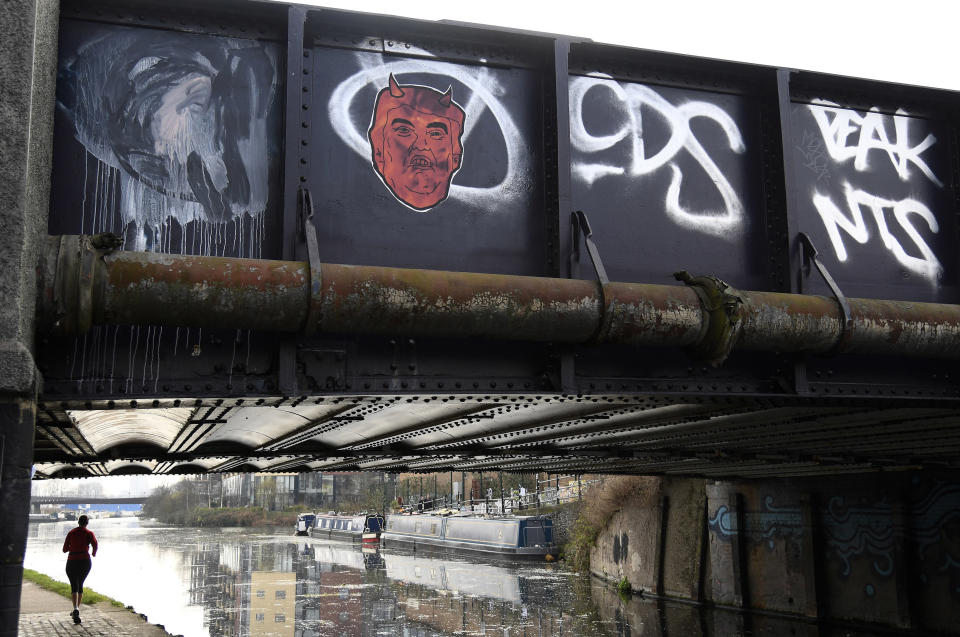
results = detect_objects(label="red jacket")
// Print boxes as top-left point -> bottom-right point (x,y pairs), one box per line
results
62,527 -> 98,561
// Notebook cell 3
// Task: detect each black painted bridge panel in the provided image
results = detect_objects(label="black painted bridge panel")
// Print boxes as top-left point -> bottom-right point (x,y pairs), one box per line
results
33,0 -> 960,478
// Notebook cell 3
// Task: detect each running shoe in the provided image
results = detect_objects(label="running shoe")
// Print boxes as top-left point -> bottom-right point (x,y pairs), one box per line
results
72,609 -> 81,624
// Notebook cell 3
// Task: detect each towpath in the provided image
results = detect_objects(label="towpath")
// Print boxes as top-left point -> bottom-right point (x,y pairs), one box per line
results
18,580 -> 175,636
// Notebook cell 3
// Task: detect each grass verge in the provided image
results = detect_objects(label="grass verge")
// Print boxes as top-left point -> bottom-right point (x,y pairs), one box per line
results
22,569 -> 124,607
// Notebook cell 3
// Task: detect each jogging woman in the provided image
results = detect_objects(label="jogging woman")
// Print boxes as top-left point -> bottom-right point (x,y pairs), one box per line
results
62,515 -> 98,624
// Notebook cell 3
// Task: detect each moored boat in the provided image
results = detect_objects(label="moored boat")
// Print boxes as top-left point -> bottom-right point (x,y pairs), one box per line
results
381,513 -> 555,559
308,512 -> 385,543
294,513 -> 316,536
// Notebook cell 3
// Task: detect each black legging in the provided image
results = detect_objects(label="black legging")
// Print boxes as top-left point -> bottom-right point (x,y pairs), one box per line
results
65,559 -> 91,594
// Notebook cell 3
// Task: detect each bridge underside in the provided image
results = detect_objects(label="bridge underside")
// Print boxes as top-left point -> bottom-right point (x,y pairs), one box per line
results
27,1 -> 960,482
32,393 -> 960,479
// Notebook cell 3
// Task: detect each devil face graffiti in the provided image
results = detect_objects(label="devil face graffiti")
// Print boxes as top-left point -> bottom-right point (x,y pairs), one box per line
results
368,74 -> 465,211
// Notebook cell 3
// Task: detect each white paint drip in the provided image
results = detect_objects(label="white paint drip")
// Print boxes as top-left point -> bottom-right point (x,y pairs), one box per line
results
812,182 -> 941,282
569,76 -> 746,238
69,127 -> 268,394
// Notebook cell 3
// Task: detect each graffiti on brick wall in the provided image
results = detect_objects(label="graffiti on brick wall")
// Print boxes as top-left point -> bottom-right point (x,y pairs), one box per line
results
709,495 -> 802,549
911,477 -> 960,600
612,532 -> 629,565
708,504 -> 737,539
709,483 -> 960,602
821,495 -> 895,584
802,100 -> 945,283
569,75 -> 747,239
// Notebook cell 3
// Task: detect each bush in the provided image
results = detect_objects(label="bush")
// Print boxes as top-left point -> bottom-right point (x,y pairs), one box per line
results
143,482 -> 298,527
191,507 -> 297,527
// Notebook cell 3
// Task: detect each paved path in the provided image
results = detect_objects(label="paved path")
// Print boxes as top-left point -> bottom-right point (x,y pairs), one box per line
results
18,581 -> 175,636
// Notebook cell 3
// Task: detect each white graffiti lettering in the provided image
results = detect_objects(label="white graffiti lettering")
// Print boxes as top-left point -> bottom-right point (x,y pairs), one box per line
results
812,183 -> 941,281
808,99 -> 942,187
328,52 -> 529,211
569,76 -> 746,238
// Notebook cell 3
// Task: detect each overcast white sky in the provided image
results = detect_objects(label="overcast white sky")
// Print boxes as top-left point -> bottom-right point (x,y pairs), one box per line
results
285,0 -> 959,91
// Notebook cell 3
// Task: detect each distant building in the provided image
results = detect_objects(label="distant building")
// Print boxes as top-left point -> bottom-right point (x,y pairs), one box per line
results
219,472 -> 385,511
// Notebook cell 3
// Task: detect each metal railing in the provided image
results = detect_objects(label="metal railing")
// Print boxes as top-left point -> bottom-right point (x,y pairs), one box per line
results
393,475 -> 598,516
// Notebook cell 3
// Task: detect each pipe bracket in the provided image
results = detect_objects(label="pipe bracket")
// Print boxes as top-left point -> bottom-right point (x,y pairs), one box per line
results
799,232 -> 852,354
300,187 -> 323,336
48,234 -> 118,334
570,210 -> 614,345
674,270 -> 744,366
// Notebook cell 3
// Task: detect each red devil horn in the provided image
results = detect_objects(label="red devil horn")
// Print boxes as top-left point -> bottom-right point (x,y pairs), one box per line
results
438,85 -> 453,107
389,74 -> 405,98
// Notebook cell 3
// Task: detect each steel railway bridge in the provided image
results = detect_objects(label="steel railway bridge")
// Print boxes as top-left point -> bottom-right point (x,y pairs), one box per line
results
4,0 -> 960,632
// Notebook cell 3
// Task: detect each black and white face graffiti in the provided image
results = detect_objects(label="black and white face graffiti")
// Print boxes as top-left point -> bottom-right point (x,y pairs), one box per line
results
58,29 -> 278,246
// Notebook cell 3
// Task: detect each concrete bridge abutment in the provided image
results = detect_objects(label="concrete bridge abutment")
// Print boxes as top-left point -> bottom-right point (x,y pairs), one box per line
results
0,0 -> 58,632
589,472 -> 960,634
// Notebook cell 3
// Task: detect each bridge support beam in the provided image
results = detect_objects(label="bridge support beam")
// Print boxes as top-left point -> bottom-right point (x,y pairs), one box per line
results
40,235 -> 960,363
0,0 -> 59,631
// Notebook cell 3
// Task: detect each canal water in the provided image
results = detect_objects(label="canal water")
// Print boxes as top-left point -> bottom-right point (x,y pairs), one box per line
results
25,517 -> 896,636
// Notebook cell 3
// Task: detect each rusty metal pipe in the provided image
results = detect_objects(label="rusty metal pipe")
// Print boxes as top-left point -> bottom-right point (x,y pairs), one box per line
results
37,236 -> 310,333
738,291 -> 960,358
98,249 -> 310,332
36,235 -> 960,360
313,265 -> 708,346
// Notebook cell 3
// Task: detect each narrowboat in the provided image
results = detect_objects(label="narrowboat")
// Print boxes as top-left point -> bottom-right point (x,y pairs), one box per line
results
294,512 -> 316,536
308,512 -> 385,543
381,514 -> 555,558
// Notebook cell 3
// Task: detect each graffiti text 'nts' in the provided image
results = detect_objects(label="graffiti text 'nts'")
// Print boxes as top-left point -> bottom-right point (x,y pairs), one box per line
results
808,100 -> 944,282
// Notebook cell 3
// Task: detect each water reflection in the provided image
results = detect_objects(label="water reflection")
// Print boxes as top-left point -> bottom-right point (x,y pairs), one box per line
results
25,518 -> 898,637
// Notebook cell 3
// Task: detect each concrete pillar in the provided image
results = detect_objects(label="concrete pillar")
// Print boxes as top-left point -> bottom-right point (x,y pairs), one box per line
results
890,490 -> 913,629
799,493 -> 822,619
705,481 -> 746,607
705,481 -> 748,636
0,0 -> 58,632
